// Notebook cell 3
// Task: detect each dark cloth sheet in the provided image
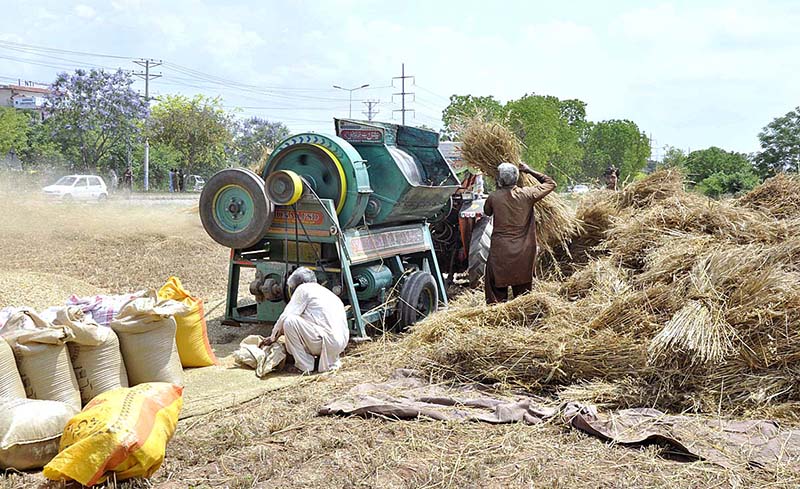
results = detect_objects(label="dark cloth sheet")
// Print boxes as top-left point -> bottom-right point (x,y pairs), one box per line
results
320,370 -> 800,472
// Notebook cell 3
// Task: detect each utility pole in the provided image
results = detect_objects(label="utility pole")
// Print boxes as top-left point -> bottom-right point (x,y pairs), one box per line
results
333,83 -> 369,118
393,63 -> 415,125
133,58 -> 162,191
362,99 -> 380,121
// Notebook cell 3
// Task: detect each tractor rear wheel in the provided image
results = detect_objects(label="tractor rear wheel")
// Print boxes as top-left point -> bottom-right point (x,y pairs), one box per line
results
397,271 -> 438,329
467,217 -> 492,288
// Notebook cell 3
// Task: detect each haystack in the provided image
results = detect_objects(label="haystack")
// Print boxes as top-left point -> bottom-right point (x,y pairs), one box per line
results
738,173 -> 800,219
391,170 -> 800,416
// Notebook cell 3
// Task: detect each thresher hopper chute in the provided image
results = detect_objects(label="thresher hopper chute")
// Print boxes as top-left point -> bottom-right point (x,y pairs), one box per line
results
199,119 -> 460,338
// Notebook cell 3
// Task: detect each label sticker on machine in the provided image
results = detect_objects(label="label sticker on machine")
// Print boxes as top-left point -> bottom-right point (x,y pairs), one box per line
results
272,209 -> 325,225
347,227 -> 427,263
337,120 -> 385,144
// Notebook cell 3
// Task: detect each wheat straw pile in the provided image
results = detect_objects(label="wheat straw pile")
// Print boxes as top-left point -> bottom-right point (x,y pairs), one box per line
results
395,169 -> 800,416
458,117 -> 582,257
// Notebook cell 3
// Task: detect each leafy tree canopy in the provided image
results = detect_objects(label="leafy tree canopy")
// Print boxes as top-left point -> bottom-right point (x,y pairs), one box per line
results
686,146 -> 758,197
233,116 -> 289,168
0,107 -> 29,156
46,69 -> 147,170
582,119 -> 651,181
441,94 -> 504,140
755,106 -> 800,177
148,94 -> 233,174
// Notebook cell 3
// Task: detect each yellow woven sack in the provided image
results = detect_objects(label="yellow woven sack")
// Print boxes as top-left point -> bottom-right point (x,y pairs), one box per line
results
43,382 -> 183,487
157,276 -> 217,367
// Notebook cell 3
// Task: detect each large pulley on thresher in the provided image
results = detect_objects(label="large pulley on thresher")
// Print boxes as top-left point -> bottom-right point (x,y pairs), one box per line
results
199,168 -> 275,249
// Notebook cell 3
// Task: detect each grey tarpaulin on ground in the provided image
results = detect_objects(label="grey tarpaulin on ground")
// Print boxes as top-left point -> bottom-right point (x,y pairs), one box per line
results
319,369 -> 800,472
55,306 -> 129,405
110,293 -> 186,386
0,336 -> 25,398
232,335 -> 287,378
1,310 -> 82,410
0,397 -> 79,470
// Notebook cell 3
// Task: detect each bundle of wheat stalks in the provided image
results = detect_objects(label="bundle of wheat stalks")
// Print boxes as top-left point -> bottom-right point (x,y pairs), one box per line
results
393,170 -> 800,416
458,116 -> 582,257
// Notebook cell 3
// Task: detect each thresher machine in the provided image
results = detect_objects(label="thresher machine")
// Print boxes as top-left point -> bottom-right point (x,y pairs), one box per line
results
199,119 -> 462,339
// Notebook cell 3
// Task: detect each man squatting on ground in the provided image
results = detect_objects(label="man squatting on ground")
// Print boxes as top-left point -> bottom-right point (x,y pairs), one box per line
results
483,162 -> 557,304
266,267 -> 350,373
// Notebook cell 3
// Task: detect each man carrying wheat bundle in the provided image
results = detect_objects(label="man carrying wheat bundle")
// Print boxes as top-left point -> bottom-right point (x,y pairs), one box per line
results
483,162 -> 556,304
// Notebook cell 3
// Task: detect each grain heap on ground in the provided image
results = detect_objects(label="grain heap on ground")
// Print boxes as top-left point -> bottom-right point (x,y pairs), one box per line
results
394,171 -> 800,417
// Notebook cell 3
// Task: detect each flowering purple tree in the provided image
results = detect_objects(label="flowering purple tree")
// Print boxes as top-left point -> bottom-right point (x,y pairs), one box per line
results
46,69 -> 147,170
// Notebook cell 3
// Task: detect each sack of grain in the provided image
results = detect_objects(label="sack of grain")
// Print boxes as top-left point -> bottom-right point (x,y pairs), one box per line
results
157,276 -> 218,367
65,291 -> 145,327
3,310 -> 81,410
43,383 -> 183,486
0,336 -> 25,398
111,294 -> 186,386
54,307 -> 129,405
0,397 -> 79,470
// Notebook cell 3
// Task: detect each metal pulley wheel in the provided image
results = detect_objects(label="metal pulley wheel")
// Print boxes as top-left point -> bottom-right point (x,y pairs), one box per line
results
199,168 -> 274,249
265,170 -> 304,206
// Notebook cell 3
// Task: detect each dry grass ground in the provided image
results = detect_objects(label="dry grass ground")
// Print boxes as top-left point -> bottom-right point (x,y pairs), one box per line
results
1,194 -> 798,488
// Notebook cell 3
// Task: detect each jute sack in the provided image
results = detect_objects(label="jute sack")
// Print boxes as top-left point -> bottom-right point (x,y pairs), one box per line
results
43,383 -> 183,486
0,397 -> 79,470
0,336 -> 25,398
3,311 -> 81,410
111,295 -> 186,386
55,307 -> 129,405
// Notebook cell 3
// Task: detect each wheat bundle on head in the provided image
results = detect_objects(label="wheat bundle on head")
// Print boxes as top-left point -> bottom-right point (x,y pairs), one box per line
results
458,116 -> 582,256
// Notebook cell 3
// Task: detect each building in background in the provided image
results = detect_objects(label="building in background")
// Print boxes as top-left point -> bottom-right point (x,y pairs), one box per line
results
0,81 -> 50,120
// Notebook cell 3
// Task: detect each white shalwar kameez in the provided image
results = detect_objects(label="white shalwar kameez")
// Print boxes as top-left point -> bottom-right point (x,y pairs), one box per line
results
270,282 -> 349,373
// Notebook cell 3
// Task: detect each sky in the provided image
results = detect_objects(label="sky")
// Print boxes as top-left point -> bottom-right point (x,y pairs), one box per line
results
1,0 -> 799,157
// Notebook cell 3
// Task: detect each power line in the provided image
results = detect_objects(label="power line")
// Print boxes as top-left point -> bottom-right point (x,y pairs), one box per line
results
392,63 -> 414,125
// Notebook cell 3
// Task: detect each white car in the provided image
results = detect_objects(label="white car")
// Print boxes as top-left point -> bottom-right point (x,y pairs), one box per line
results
186,175 -> 205,192
570,184 -> 590,194
43,175 -> 109,202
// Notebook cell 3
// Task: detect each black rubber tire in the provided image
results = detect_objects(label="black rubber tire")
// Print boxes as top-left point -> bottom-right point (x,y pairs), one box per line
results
62,194 -> 73,203
397,271 -> 439,329
468,217 -> 492,288
97,193 -> 108,203
199,168 -> 274,249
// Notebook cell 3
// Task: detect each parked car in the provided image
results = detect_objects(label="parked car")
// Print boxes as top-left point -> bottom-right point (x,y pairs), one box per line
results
186,174 -> 205,192
569,184 -> 590,194
43,175 -> 108,202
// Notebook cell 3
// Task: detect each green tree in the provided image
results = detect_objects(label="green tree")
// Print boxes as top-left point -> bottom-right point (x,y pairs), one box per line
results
148,94 -> 233,174
441,94 -> 504,140
685,147 -> 758,197
755,106 -> 800,176
581,120 -> 650,181
19,119 -> 70,169
46,69 -> 147,170
0,107 -> 30,155
505,94 -> 584,183
233,116 -> 289,167
660,146 -> 687,168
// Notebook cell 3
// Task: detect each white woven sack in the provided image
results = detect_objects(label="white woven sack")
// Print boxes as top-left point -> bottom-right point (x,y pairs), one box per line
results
0,397 -> 78,470
111,294 -> 185,386
0,336 -> 25,398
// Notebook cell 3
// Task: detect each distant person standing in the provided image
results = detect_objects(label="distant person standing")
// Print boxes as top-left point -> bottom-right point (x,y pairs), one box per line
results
168,168 -> 176,193
123,167 -> 133,193
108,168 -> 118,193
177,168 -> 185,192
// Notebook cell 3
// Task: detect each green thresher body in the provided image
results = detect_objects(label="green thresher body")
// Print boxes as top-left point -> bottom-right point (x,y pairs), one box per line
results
199,119 -> 460,338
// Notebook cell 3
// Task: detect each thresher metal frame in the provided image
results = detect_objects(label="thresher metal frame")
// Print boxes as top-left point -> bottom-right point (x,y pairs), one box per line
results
222,196 -> 447,339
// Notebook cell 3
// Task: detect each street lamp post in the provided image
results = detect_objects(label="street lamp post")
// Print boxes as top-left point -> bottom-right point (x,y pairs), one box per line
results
333,83 -> 369,118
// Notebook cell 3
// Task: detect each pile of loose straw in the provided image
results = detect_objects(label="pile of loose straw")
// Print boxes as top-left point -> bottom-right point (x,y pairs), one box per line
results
392,169 -> 800,416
